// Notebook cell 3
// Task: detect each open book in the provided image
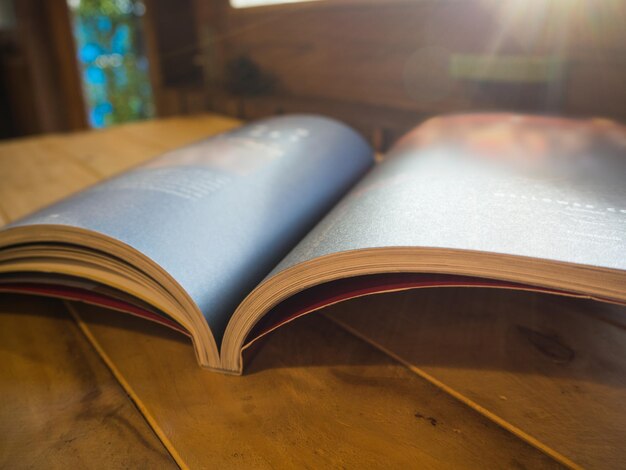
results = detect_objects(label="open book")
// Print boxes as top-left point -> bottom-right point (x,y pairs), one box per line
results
0,113 -> 625,374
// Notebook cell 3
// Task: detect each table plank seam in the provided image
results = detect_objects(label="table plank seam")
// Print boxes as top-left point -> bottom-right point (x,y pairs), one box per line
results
65,301 -> 187,470
327,313 -> 582,470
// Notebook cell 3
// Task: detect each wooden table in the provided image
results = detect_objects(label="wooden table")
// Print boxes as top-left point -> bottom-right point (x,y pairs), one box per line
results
1,114 -> 625,469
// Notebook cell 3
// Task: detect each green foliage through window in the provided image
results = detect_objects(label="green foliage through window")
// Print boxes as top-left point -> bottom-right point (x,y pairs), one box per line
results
68,0 -> 155,127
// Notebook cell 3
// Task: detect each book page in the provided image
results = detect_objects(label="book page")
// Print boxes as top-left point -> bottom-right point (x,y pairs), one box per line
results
7,115 -> 374,343
272,114 -> 626,275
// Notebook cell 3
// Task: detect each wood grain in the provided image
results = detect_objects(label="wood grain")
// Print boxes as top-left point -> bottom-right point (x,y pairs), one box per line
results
326,288 -> 626,469
0,295 -> 175,469
0,135 -> 99,221
71,302 -> 562,469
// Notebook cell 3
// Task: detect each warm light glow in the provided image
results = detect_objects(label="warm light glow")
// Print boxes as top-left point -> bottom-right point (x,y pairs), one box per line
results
230,0 -> 321,8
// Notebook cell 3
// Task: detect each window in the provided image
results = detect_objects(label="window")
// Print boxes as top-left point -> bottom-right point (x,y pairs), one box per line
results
67,0 -> 155,127
230,0 -> 321,8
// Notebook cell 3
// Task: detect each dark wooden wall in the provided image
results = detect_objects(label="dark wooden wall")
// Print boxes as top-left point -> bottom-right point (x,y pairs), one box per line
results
0,0 -> 86,138
2,0 -> 624,146
166,0 -> 626,149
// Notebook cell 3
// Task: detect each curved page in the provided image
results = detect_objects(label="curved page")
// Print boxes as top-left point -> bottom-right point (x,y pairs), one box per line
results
5,115 -> 374,343
272,114 -> 626,276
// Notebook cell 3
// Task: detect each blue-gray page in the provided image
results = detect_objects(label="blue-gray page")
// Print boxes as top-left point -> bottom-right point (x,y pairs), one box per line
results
9,115 -> 374,342
273,114 -> 626,273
